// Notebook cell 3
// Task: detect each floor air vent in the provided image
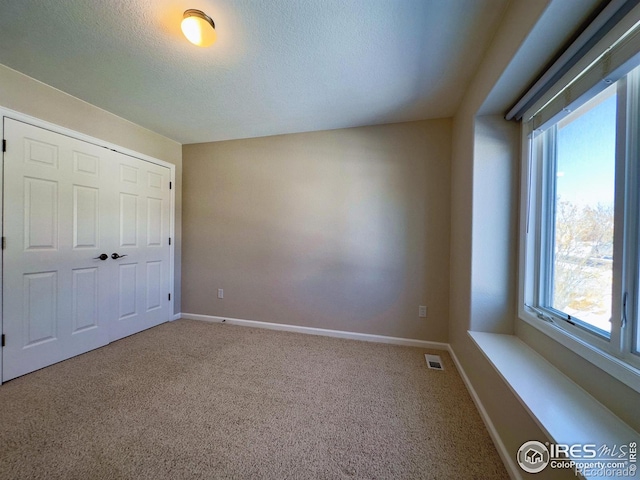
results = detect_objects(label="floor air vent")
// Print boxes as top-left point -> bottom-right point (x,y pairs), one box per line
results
425,354 -> 444,370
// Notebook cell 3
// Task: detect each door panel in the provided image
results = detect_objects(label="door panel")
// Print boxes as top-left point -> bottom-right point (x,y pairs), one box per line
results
147,198 -> 162,246
23,271 -> 57,345
140,165 -> 171,330
3,118 -> 171,381
108,155 -> 171,341
118,263 -> 138,320
119,193 -> 138,247
120,164 -> 138,184
73,185 -> 99,248
146,261 -> 162,311
71,267 -> 99,333
73,151 -> 99,176
24,178 -> 58,250
148,172 -> 162,189
24,137 -> 58,168
3,119 -> 113,380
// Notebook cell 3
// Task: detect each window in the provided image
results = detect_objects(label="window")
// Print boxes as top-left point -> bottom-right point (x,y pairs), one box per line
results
542,85 -> 617,338
521,62 -> 640,389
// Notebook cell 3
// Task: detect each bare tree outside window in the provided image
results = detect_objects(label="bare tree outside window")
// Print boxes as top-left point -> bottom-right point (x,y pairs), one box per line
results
552,200 -> 614,332
550,86 -> 616,334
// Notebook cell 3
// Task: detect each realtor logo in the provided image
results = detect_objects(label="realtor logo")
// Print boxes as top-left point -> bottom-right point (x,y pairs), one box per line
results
527,449 -> 543,463
518,441 -> 550,473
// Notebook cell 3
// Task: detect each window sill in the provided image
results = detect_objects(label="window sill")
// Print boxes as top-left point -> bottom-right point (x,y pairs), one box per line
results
469,331 -> 639,476
519,310 -> 640,394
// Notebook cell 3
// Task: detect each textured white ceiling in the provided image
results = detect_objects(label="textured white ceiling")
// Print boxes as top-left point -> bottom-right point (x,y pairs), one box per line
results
0,0 -> 508,144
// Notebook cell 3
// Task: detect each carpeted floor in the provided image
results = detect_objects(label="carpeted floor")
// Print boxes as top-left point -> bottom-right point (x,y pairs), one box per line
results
0,319 -> 508,479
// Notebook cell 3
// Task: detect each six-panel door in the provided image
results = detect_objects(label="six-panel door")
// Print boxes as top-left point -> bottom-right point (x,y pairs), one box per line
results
109,152 -> 171,342
2,118 -> 172,381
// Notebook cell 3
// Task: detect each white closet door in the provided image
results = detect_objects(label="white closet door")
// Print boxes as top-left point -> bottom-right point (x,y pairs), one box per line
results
109,154 -> 171,342
2,118 -> 172,381
2,119 -> 112,380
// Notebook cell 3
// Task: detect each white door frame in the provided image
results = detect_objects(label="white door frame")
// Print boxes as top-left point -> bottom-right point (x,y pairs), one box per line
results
0,106 -> 177,384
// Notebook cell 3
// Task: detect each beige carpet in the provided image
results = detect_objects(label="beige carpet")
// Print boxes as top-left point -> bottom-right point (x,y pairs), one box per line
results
0,319 -> 508,479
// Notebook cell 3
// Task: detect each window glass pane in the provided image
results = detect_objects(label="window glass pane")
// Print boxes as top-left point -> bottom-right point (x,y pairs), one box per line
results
551,85 -> 616,334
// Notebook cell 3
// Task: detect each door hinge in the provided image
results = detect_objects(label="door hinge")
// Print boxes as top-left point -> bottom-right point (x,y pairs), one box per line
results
168,237 -> 171,245
168,293 -> 171,301
2,139 -> 6,152
1,237 -> 5,250
169,181 -> 172,190
1,334 -> 5,347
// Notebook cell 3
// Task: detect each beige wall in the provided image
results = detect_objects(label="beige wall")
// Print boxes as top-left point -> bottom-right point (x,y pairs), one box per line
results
471,115 -> 519,334
182,120 -> 451,341
0,64 -> 183,313
449,0 -> 558,470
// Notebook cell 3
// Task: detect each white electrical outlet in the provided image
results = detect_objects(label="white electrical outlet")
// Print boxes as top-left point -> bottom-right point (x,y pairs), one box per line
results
217,289 -> 224,299
419,305 -> 427,318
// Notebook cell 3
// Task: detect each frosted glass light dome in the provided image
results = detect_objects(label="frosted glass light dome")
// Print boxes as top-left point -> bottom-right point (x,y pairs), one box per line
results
181,9 -> 217,47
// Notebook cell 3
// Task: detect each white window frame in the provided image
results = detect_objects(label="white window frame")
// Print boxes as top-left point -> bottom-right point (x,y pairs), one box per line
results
518,67 -> 640,394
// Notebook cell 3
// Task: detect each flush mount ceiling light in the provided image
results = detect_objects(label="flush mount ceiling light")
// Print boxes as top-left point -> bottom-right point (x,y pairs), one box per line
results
181,9 -> 217,47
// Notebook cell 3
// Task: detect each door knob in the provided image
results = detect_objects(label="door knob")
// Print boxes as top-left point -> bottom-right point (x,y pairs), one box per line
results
93,254 -> 109,261
111,253 -> 128,259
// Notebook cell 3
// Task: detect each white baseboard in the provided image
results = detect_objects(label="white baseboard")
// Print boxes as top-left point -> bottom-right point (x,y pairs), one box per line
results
171,313 -> 181,321
448,346 -> 522,480
179,312 -> 449,350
